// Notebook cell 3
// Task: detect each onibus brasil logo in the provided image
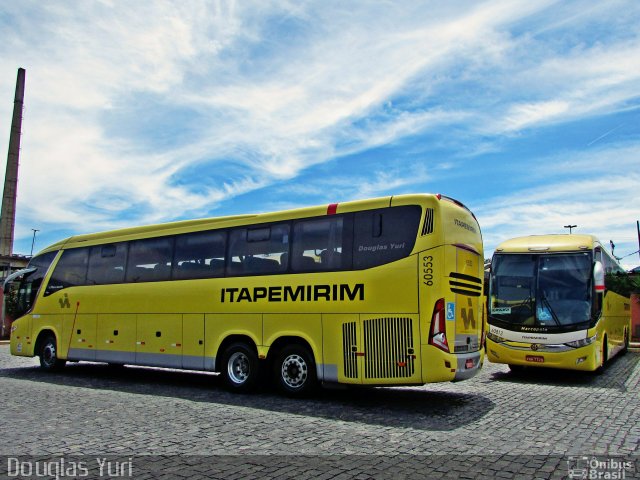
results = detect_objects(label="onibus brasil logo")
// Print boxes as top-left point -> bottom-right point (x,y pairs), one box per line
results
567,456 -> 634,479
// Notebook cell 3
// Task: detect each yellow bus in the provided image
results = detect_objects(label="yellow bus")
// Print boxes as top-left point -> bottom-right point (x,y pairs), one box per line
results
486,234 -> 631,372
6,194 -> 484,395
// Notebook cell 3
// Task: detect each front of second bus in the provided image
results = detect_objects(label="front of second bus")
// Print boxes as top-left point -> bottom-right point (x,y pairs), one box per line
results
486,249 -> 600,371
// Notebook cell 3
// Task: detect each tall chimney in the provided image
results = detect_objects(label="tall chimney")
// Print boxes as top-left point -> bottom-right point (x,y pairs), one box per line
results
0,68 -> 25,256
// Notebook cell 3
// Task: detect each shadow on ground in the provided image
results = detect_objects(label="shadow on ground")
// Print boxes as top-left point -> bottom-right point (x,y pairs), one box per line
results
0,361 -> 494,432
488,350 -> 639,391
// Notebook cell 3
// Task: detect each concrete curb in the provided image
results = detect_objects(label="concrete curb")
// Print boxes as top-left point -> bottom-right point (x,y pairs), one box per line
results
0,340 -> 9,345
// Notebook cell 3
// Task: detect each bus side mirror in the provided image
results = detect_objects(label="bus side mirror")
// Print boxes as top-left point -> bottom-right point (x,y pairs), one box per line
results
593,261 -> 605,316
593,261 -> 605,292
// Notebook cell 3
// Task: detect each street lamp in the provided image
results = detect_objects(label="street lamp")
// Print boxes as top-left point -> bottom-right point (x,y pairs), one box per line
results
30,229 -> 39,256
564,225 -> 577,234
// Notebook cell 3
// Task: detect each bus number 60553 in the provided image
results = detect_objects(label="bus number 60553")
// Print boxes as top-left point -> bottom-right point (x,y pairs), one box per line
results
423,255 -> 434,286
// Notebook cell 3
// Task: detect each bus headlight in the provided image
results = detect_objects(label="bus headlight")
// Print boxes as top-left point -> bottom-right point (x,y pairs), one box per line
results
565,335 -> 596,349
487,331 -> 506,343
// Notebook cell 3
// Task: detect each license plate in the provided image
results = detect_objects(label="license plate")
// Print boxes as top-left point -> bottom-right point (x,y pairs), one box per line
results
465,358 -> 475,369
525,355 -> 544,363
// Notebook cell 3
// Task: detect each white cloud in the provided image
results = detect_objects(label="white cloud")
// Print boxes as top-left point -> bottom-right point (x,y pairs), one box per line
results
473,140 -> 640,258
0,0 -> 639,254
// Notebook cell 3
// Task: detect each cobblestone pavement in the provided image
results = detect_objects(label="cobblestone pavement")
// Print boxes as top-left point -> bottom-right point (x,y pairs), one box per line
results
0,344 -> 638,479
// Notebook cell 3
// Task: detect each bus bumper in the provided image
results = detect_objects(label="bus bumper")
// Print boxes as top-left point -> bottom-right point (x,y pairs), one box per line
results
486,339 -> 599,371
453,350 -> 483,381
9,317 -> 34,357
421,345 -> 483,382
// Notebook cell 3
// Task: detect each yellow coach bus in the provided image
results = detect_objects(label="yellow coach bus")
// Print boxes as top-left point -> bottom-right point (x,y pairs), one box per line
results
6,194 -> 484,395
486,234 -> 631,372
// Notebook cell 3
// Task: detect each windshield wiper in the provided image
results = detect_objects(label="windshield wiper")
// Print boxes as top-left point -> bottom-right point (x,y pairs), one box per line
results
539,293 -> 561,326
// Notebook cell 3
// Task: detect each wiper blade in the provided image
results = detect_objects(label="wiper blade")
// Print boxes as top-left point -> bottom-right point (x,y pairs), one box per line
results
539,294 -> 561,326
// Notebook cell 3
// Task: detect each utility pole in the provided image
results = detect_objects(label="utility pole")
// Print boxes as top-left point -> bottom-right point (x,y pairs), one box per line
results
30,228 -> 39,256
564,224 -> 577,234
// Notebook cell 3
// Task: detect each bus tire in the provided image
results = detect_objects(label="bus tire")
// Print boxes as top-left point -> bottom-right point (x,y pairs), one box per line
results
220,342 -> 260,393
596,336 -> 608,374
274,345 -> 317,396
38,334 -> 66,371
621,328 -> 629,355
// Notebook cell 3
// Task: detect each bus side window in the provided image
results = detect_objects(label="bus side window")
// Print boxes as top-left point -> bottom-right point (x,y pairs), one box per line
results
228,223 -> 290,276
125,237 -> 174,283
173,230 -> 226,280
292,217 -> 344,272
44,248 -> 90,295
87,243 -> 127,285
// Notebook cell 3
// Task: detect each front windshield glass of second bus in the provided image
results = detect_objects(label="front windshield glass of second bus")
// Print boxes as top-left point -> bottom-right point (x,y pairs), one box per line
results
490,253 -> 592,328
536,253 -> 592,327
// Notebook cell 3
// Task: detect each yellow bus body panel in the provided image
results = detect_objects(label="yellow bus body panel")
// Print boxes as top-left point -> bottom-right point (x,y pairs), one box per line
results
10,193 -> 485,387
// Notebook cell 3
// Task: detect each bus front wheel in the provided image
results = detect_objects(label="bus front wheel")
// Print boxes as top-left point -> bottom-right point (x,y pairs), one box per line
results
38,334 -> 66,371
220,342 -> 260,393
274,345 -> 317,396
596,336 -> 608,374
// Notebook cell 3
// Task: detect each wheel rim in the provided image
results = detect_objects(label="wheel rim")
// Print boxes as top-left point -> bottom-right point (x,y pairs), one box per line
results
42,342 -> 56,367
227,351 -> 250,385
281,354 -> 308,389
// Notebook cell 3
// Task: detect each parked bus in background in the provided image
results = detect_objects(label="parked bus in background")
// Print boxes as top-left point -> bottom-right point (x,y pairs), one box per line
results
6,194 -> 484,395
486,234 -> 631,372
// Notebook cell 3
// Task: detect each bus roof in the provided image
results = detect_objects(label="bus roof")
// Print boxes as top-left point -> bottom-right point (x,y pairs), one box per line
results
36,193 -> 469,254
494,234 -> 600,253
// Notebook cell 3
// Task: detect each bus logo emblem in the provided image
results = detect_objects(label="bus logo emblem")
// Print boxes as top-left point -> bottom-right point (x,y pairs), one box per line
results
59,294 -> 71,309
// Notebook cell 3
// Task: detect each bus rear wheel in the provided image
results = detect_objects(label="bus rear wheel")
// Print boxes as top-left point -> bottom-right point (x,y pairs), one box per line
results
274,345 -> 317,396
220,342 -> 260,393
38,334 -> 66,371
621,328 -> 629,355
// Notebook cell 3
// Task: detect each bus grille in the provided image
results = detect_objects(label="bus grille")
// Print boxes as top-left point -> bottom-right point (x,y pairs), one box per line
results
448,272 -> 482,297
421,208 -> 434,236
363,317 -> 415,379
342,322 -> 358,378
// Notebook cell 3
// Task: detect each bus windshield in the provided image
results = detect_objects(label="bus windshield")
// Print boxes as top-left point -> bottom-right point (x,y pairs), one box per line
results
489,252 -> 593,329
4,251 -> 57,319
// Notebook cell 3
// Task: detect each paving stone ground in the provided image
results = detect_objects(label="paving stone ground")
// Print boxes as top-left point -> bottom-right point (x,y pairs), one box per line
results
0,344 -> 637,479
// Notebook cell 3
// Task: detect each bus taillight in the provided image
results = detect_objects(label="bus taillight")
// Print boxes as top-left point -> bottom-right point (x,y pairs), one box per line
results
429,298 -> 449,353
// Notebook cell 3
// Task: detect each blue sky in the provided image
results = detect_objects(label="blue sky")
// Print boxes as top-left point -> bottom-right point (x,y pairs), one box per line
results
0,0 -> 639,267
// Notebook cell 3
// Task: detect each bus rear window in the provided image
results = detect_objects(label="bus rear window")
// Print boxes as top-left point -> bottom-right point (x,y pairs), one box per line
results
353,205 -> 421,269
